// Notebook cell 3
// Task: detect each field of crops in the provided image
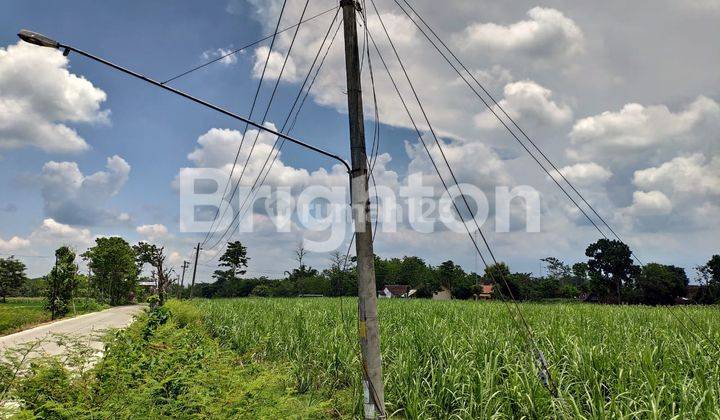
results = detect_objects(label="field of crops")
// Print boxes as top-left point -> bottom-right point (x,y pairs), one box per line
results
191,298 -> 720,418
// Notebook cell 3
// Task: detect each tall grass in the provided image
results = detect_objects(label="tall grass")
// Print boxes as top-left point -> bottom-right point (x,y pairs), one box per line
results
194,298 -> 720,418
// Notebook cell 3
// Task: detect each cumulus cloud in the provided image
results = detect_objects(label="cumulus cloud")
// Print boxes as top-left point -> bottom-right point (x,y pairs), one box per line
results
475,80 -> 572,129
0,235 -> 31,253
633,154 -> 720,196
557,162 -> 612,187
0,41 -> 108,153
459,7 -> 584,60
0,218 -> 93,254
627,190 -> 673,216
40,155 -> 131,226
201,47 -> 239,65
185,125 -> 349,190
252,46 -> 298,82
568,96 -> 720,163
136,224 -> 170,240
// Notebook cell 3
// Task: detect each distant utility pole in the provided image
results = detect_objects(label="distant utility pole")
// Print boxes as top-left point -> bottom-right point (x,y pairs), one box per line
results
189,243 -> 201,298
340,1 -> 385,418
178,260 -> 189,299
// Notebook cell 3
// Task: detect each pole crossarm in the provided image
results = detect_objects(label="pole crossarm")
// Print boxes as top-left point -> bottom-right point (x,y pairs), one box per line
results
17,30 -> 350,174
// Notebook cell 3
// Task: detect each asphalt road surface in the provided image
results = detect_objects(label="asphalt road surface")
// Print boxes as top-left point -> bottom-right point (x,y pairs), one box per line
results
0,305 -> 145,358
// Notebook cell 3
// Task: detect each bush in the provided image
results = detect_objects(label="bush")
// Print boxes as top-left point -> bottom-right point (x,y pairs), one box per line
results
165,300 -> 202,327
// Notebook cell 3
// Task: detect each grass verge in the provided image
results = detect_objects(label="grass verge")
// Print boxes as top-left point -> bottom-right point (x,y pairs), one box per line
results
1,300 -> 348,419
0,298 -> 108,336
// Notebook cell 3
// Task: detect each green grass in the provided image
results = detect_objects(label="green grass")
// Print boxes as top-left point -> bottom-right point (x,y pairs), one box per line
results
3,304 -> 344,419
0,297 -> 107,336
191,298 -> 720,418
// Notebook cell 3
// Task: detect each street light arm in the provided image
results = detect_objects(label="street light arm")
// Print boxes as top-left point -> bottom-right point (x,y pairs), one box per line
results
16,30 -> 350,173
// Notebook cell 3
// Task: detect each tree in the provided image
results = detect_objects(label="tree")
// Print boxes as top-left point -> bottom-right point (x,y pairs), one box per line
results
542,257 -> 571,284
0,256 -> 26,302
585,239 -> 640,303
213,241 -> 249,284
484,262 -> 521,299
696,255 -> 720,303
436,260 -> 465,290
134,242 -> 174,306
636,263 -> 688,305
82,237 -> 138,305
46,246 -> 78,320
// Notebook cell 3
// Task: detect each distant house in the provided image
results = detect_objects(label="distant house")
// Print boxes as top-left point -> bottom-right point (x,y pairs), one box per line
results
379,284 -> 410,298
476,284 -> 493,300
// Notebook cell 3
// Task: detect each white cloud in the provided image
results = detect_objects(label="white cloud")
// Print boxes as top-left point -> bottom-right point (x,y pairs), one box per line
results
0,235 -> 31,253
459,7 -> 584,60
201,47 -> 238,65
557,162 -> 612,186
627,190 -> 673,216
30,218 -> 93,246
0,41 -> 108,153
252,46 -> 298,83
40,155 -> 131,225
633,153 -> 720,196
568,96 -> 720,163
136,224 -> 170,240
475,80 -> 572,129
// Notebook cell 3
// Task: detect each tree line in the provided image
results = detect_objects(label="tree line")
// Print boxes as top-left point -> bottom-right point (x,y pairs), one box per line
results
179,239 -> 720,306
1,237 -> 719,309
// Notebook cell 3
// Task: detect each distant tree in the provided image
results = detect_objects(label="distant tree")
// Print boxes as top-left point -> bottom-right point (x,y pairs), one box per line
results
134,242 -> 174,306
636,263 -> 687,305
585,239 -> 640,303
542,257 -> 571,284
696,255 -> 720,303
0,256 -> 26,302
46,246 -> 78,320
484,262 -> 522,299
82,237 -> 138,305
213,241 -> 249,284
436,260 -> 465,290
326,250 -> 351,297
571,262 -> 590,289
250,284 -> 271,297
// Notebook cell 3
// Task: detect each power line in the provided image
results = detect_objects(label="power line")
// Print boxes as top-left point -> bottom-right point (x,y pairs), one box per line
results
209,0 -> 312,252
392,0 -> 720,358
202,0 -> 291,249
203,10 -> 343,259
366,2 -> 561,399
160,5 -> 339,85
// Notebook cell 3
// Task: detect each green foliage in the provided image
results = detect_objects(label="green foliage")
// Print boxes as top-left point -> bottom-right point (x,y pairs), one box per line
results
696,255 -> 720,304
0,256 -> 27,302
45,246 -> 78,320
585,239 -> 641,303
0,297 -> 106,335
213,240 -> 249,284
3,302 -> 341,418
82,237 -> 138,305
134,242 -> 173,306
636,263 -> 688,305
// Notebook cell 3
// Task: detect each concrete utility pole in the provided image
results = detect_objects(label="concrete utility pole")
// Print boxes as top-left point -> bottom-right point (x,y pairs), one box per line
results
189,243 -> 201,298
178,260 -> 189,299
340,1 -> 385,417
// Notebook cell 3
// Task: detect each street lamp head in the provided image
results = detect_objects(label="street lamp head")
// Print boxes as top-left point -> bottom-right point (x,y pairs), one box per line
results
17,29 -> 59,49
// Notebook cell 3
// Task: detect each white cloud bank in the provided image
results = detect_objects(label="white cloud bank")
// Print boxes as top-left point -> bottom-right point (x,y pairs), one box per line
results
459,7 -> 584,60
0,41 -> 108,153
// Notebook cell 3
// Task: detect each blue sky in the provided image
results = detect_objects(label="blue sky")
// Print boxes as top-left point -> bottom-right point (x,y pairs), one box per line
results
1,0 -> 718,280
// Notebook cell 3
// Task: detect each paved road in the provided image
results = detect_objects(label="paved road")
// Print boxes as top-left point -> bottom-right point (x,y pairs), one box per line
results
0,305 -> 145,358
